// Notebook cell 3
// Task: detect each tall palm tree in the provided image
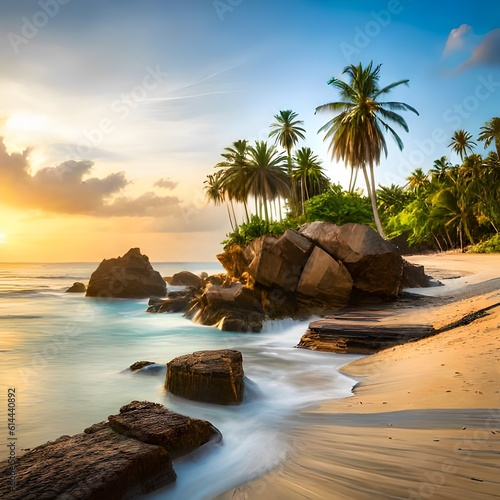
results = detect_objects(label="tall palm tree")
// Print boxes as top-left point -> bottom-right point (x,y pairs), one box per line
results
477,117 -> 500,158
246,141 -> 290,222
315,61 -> 418,237
292,147 -> 329,213
216,139 -> 250,222
448,130 -> 477,161
269,110 -> 306,216
269,110 -> 306,158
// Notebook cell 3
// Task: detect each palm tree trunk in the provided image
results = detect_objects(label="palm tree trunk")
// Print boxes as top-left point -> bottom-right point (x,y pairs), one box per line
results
226,203 -> 235,231
364,165 -> 386,238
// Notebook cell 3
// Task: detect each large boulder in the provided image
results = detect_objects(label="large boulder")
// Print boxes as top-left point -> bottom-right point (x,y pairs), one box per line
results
300,222 -> 403,297
245,229 -> 314,293
108,401 -> 221,459
297,246 -> 353,310
86,248 -> 167,298
0,421 -> 174,500
165,349 -> 244,405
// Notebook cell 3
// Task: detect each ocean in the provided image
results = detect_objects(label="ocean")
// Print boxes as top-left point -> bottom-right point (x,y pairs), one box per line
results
0,262 -> 359,499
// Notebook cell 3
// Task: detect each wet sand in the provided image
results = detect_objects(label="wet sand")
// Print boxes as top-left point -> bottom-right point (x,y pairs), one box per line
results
217,253 -> 500,499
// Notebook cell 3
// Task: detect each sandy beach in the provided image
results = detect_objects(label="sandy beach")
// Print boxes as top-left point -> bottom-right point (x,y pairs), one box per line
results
218,253 -> 500,499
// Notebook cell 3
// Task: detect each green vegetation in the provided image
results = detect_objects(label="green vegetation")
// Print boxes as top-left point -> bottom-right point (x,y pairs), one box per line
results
222,215 -> 301,248
203,60 -> 499,253
305,184 -> 372,226
469,234 -> 500,253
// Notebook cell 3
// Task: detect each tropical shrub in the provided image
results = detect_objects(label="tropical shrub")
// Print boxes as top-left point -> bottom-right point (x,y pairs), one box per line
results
304,184 -> 373,225
468,234 -> 500,253
222,215 -> 301,248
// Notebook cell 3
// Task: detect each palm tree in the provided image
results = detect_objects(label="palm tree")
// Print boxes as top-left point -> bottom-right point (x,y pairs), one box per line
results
448,130 -> 477,161
246,141 -> 290,222
315,61 -> 418,237
269,110 -> 306,158
406,167 -> 429,194
429,156 -> 451,183
478,117 -> 500,158
269,110 -> 306,216
292,147 -> 329,213
216,139 -> 250,222
204,171 -> 235,230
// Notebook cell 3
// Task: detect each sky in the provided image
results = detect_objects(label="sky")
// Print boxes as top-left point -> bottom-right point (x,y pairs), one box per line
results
0,0 -> 499,262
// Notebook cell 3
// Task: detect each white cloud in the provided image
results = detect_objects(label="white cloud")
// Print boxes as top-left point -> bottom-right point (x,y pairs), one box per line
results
443,24 -> 473,56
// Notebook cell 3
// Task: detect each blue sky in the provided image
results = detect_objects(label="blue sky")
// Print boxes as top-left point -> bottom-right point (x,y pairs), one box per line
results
0,0 -> 499,261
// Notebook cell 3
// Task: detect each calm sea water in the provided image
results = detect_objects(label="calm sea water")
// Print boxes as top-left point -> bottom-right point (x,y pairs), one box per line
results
0,262 -> 359,499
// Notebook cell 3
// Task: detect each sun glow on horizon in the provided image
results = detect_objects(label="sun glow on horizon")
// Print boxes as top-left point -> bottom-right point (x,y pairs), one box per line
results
0,233 -> 6,244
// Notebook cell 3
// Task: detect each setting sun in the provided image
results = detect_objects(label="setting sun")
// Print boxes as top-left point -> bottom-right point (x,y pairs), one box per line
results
0,232 -> 6,244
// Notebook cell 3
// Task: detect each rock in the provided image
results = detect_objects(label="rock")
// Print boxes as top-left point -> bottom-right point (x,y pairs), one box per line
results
86,248 -> 167,299
401,260 -> 431,288
108,401 -> 221,459
217,244 -> 250,278
0,400 -> 222,499
147,295 -> 192,313
0,421 -> 174,500
298,315 -> 434,354
245,230 -> 314,293
165,349 -> 244,405
300,222 -> 403,297
166,271 -> 204,289
188,281 -> 264,332
130,361 -> 156,371
66,282 -> 86,293
296,246 -> 353,310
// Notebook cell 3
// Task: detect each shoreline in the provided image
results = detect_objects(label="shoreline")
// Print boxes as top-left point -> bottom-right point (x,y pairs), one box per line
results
216,253 -> 500,499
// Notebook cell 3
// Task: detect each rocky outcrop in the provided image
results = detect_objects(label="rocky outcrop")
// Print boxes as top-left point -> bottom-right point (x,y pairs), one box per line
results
300,222 -> 404,297
185,224 -> 431,333
86,248 -> 166,299
66,282 -> 86,293
0,401 -> 220,499
165,350 -> 244,405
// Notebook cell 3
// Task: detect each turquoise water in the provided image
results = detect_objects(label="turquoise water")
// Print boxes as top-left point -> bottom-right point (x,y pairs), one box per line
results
0,262 -> 359,499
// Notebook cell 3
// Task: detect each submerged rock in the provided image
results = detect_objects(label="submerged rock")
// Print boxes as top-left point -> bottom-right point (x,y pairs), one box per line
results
165,349 -> 244,405
86,248 -> 166,299
66,282 -> 86,293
